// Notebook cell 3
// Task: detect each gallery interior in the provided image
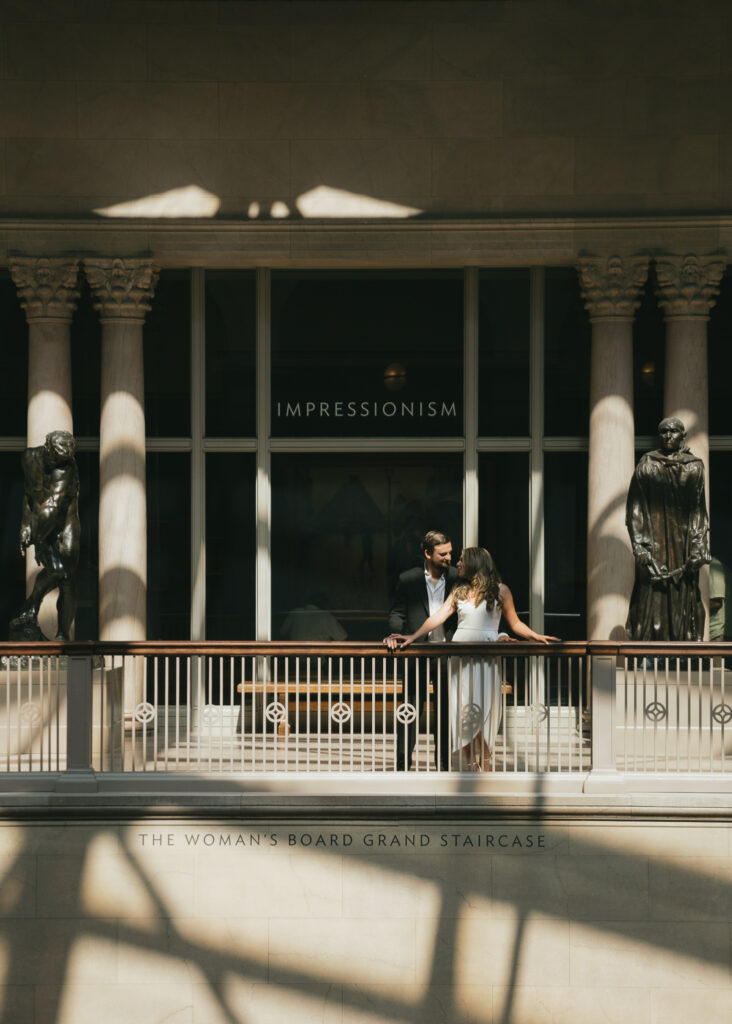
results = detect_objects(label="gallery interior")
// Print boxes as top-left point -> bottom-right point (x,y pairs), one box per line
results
0,3 -> 730,1023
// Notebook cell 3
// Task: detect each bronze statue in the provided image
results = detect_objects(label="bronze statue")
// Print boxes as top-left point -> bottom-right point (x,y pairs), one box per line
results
626,418 -> 711,641
9,431 -> 80,641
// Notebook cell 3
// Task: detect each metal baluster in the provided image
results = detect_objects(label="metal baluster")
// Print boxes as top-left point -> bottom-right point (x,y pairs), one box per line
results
15,657 -> 21,772
675,657 -> 681,773
382,657 -> 388,773
152,657 -> 159,771
304,656 -> 311,774
249,656 -> 256,773
359,656 -> 365,772
315,657 -> 321,773
707,655 -> 714,773
368,655 -> 374,770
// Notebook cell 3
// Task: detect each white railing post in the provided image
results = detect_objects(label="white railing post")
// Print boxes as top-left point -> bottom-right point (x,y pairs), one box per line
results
66,656 -> 93,773
585,651 -> 625,791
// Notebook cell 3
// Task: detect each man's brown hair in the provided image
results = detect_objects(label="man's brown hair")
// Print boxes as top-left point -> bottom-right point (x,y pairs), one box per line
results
422,530 -> 450,554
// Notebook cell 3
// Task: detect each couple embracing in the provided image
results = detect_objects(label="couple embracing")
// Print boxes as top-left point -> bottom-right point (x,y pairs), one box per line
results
384,531 -> 557,772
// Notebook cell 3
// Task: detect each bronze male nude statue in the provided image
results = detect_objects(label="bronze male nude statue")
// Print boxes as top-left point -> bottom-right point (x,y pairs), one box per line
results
9,430 -> 80,641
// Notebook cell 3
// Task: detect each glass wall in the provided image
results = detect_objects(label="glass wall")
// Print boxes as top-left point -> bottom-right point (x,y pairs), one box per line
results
478,270 -> 530,436
271,453 -> 462,642
477,453 -> 529,622
544,267 -> 590,437
205,270 -> 256,438
544,453 -> 588,640
2,261 -> 732,643
144,270 -> 191,438
0,269 -> 27,437
205,453 -> 256,640
271,272 -> 463,439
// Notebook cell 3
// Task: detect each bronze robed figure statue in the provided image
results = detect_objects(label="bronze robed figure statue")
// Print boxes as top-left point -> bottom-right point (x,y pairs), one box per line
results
626,418 -> 711,642
9,431 -> 80,642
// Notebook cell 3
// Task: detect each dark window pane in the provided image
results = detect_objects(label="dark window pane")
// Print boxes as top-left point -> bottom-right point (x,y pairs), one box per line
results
0,270 -> 27,436
205,271 -> 256,437
0,453 -> 27,630
271,272 -> 462,438
147,453 -> 190,639
478,453 -> 529,626
478,270 -> 530,436
545,452 -> 587,639
709,271 -> 732,437
710,452 -> 732,639
74,451 -> 99,640
144,270 -> 190,437
206,453 -> 256,639
71,280 -> 101,437
633,271 -> 665,437
545,268 -> 590,436
272,453 -> 463,641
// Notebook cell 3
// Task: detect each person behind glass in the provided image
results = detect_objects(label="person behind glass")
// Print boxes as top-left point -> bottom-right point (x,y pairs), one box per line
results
385,547 -> 558,771
384,530 -> 458,771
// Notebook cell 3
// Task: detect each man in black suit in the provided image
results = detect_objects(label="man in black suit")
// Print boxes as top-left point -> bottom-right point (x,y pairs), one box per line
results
385,530 -> 458,771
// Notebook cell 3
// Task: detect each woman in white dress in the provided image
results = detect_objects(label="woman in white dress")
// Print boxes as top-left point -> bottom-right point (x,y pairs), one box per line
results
385,547 -> 558,770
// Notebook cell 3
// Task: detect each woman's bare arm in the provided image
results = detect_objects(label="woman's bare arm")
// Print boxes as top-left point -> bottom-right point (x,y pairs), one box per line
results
498,584 -> 560,643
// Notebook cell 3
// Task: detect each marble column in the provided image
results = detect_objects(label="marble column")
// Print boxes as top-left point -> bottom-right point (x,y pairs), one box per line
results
84,258 -> 157,644
578,255 -> 648,640
9,257 -> 80,636
654,254 -> 725,636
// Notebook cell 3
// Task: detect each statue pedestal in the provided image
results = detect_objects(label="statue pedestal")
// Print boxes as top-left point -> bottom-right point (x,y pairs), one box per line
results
0,657 -> 118,770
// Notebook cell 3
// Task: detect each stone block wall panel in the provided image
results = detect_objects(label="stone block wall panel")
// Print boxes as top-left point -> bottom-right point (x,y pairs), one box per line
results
0,1 -> 730,218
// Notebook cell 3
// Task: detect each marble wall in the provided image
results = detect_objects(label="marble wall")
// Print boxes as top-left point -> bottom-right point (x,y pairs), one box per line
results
1,1 -> 731,220
0,817 -> 729,1023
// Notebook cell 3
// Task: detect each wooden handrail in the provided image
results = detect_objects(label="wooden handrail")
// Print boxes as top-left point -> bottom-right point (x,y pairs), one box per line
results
0,639 -> 590,657
587,641 -> 732,657
1,639 -> 730,658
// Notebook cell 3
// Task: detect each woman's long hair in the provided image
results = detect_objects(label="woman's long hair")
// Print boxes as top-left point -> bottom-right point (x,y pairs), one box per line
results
452,547 -> 502,608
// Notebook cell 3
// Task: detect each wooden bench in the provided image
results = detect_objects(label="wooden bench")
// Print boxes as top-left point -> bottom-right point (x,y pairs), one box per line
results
236,676 -> 511,736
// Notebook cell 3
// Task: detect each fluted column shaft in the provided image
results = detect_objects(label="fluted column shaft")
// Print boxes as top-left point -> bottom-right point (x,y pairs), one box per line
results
9,257 -> 80,632
85,259 -> 157,643
655,254 -> 724,638
578,255 -> 648,641
655,254 -> 724,493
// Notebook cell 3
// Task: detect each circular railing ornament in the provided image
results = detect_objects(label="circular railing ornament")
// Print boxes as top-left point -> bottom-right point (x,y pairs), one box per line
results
712,702 -> 732,726
531,703 -> 549,725
396,702 -> 417,725
201,704 -> 220,726
330,701 -> 352,725
20,702 -> 41,724
644,700 -> 667,723
134,701 -> 156,725
460,703 -> 483,732
265,701 -> 287,724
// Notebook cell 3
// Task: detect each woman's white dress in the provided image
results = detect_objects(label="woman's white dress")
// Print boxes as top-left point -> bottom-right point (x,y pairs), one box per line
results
450,599 -> 503,753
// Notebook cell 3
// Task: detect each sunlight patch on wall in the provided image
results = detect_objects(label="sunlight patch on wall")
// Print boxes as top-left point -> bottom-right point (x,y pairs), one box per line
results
94,186 -> 220,218
295,185 -> 422,219
80,833 -> 159,924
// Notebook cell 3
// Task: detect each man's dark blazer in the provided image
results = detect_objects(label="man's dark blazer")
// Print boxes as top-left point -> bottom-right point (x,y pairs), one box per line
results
388,565 -> 459,639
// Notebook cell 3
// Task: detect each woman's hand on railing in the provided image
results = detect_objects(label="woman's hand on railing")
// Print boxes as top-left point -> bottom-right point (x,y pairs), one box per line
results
383,633 -> 413,651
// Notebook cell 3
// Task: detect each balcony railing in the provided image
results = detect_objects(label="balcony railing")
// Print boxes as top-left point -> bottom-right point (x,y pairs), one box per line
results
0,641 -> 730,779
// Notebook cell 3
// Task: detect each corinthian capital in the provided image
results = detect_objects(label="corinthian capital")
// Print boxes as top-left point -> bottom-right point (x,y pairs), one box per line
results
654,254 -> 726,320
84,258 -> 158,322
576,254 -> 649,323
9,257 -> 80,323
